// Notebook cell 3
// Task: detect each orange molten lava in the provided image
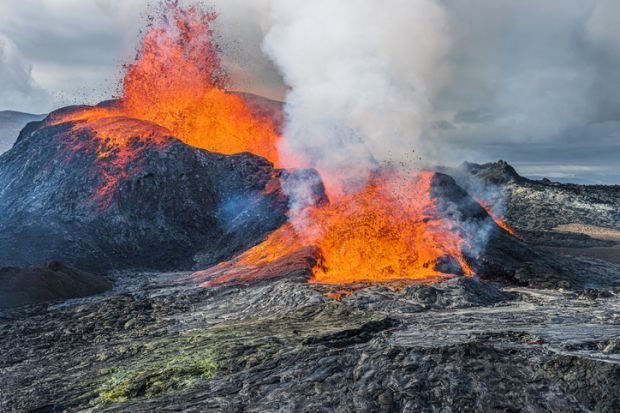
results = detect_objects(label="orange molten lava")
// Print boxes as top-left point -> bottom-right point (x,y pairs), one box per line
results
120,6 -> 281,164
477,200 -> 515,236
49,5 -> 281,166
197,170 -> 474,285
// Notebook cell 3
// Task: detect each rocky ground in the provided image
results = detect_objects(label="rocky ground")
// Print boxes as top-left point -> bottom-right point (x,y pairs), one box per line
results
1,160 -> 619,412
1,263 -> 618,412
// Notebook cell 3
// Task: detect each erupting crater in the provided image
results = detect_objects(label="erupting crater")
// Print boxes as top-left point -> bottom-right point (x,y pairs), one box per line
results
47,5 -> 282,203
192,170 -> 496,287
28,3 -> 516,286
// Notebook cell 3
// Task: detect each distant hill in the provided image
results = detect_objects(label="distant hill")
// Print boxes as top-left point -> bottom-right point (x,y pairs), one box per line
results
0,111 -> 46,154
440,160 -> 620,232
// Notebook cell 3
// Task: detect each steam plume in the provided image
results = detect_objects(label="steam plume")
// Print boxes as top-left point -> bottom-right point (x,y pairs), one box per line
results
261,0 -> 451,195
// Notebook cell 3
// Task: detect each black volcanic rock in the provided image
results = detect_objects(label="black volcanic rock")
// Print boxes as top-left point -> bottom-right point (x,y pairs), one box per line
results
454,160 -> 525,185
0,105 -> 325,272
427,172 -> 602,288
0,261 -> 111,308
427,173 -> 579,288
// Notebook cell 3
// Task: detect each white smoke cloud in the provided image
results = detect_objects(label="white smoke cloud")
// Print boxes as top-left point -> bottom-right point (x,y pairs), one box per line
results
261,0 -> 451,192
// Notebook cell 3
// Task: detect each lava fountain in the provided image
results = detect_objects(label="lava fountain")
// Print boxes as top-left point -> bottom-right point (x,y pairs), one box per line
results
47,5 -> 282,202
120,6 -> 282,164
194,169 -> 482,287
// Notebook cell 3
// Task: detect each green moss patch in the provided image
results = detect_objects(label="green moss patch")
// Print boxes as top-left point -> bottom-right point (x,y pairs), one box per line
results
90,302 -> 390,407
94,349 -> 216,405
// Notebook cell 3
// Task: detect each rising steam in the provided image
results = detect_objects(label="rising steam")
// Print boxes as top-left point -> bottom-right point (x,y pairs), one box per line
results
261,0 -> 451,196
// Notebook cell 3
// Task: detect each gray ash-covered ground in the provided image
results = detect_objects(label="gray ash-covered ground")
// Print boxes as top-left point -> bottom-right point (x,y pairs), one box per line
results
1,153 -> 619,411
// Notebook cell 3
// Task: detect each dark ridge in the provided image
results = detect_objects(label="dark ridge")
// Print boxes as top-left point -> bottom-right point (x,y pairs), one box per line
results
457,160 -> 526,185
0,261 -> 111,309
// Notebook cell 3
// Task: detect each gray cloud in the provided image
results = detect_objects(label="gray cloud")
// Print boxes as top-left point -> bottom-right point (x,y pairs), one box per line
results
424,0 -> 620,183
0,0 -> 283,109
0,34 -> 52,113
0,0 -> 151,111
0,0 -> 618,183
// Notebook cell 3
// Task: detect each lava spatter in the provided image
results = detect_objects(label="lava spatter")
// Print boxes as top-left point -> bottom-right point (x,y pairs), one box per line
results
194,170 -> 476,286
48,5 -> 282,203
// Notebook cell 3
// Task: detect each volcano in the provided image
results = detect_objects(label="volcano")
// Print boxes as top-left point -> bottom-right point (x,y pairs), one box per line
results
2,3 -> 620,412
0,99 -> 567,289
192,169 -> 570,290
0,99 -> 323,272
0,4 -> 579,289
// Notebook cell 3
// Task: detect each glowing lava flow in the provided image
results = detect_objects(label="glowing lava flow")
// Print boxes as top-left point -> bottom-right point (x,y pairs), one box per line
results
195,171 -> 474,286
119,6 -> 281,164
477,200 -> 515,236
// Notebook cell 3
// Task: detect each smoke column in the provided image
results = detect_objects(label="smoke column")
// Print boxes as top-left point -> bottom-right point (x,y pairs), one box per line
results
257,1 -> 498,258
261,0 -> 451,196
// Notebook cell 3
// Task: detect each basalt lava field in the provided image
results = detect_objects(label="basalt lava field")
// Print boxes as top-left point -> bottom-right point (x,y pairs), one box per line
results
1,3 -> 619,413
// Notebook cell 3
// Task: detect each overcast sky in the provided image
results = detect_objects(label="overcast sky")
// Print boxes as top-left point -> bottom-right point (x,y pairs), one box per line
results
0,0 -> 618,183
